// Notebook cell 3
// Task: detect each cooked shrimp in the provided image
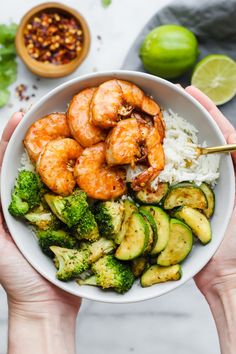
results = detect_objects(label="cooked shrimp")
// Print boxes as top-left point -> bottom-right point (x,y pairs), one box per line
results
105,118 -> 141,167
131,110 -> 165,143
67,88 -> 106,147
154,110 -> 165,143
74,142 -> 126,200
131,126 -> 165,190
118,80 -> 159,116
24,113 -> 71,162
37,138 -> 83,196
91,79 -> 161,128
105,117 -> 165,190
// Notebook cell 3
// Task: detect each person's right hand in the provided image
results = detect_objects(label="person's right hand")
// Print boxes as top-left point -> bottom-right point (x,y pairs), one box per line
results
186,86 -> 236,297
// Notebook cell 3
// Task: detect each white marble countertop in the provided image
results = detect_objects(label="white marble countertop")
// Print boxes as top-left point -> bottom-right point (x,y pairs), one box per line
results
0,1 -> 220,353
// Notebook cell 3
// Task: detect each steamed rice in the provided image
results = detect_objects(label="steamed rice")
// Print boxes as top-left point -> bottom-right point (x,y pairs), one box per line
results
127,109 -> 220,188
19,150 -> 35,172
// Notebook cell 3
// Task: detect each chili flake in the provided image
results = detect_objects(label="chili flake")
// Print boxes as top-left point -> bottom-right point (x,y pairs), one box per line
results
15,84 -> 28,101
24,12 -> 83,65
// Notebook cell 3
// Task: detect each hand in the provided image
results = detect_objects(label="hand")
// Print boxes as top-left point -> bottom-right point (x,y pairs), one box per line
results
0,113 -> 81,354
185,86 -> 236,297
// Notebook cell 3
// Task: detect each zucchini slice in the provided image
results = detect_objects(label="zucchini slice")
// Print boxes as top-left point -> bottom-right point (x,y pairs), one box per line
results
174,206 -> 212,244
115,212 -> 150,260
139,209 -> 157,253
139,206 -> 170,255
131,257 -> 148,278
163,182 -> 208,210
142,217 -> 154,254
200,183 -> 215,218
116,200 -> 138,244
141,264 -> 182,287
132,183 -> 169,205
157,218 -> 193,266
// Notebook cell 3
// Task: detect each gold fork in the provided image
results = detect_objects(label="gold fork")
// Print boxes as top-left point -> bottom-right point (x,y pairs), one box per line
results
196,144 -> 236,157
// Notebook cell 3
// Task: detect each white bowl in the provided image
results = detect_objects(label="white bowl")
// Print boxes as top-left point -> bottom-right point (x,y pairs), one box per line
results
1,71 -> 235,303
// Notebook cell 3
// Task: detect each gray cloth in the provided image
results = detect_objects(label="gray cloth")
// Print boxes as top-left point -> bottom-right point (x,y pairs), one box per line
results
122,0 -> 236,126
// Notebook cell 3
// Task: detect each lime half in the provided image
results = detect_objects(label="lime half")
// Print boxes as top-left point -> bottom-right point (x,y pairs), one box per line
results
191,54 -> 236,105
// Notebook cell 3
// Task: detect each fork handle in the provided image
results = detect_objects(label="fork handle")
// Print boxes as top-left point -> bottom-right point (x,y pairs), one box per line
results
200,144 -> 236,155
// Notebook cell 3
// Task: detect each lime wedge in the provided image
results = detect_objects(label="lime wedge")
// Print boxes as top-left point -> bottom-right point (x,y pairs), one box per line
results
191,54 -> 236,105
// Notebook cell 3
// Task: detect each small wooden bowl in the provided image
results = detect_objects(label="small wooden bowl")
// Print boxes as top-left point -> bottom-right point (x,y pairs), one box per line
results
15,2 -> 90,78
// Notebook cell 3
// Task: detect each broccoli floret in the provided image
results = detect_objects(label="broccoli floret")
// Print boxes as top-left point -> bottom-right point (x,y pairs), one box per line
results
75,208 -> 100,242
78,255 -> 135,293
94,201 -> 124,241
77,275 -> 97,286
83,237 -> 115,263
44,190 -> 89,228
25,203 -> 61,230
8,170 -> 42,216
37,230 -> 77,257
50,237 -> 114,281
50,246 -> 90,281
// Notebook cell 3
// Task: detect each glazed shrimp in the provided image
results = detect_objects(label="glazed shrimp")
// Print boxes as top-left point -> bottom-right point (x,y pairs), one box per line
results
105,117 -> 165,190
37,138 -> 83,196
131,110 -> 165,143
24,113 -> 71,162
154,110 -> 165,143
131,125 -> 165,190
91,79 -> 161,128
67,88 -> 106,147
74,142 -> 126,200
105,118 -> 142,167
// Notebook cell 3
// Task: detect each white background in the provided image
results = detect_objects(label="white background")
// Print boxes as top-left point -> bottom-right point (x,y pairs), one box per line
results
0,1 -> 220,353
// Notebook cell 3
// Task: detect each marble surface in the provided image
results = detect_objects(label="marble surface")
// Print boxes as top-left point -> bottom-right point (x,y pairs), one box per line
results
0,0 -> 221,353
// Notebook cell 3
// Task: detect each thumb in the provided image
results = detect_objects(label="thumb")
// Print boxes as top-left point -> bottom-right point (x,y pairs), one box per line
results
0,112 -> 24,170
227,132 -> 236,167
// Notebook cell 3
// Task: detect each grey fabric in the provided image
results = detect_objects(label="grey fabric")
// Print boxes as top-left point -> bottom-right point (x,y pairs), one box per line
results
122,0 -> 236,125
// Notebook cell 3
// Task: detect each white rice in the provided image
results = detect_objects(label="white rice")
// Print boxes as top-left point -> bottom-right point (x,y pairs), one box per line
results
19,150 -> 35,172
127,109 -> 220,188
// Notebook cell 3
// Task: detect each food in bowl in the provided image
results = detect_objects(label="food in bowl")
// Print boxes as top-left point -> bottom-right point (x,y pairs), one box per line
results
8,79 -> 220,294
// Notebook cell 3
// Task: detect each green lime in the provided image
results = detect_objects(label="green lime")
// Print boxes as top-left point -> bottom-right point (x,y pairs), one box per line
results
139,24 -> 199,79
191,54 -> 236,105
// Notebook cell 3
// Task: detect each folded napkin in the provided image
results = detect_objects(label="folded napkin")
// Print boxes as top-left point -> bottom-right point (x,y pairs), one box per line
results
122,0 -> 236,125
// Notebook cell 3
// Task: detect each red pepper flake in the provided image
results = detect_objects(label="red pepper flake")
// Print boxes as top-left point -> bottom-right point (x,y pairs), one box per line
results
24,12 -> 83,65
15,84 -> 28,101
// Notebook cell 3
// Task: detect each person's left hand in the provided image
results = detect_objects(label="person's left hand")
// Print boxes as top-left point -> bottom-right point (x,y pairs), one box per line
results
0,112 -> 81,316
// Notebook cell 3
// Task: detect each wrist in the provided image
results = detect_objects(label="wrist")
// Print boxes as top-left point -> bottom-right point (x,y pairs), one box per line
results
202,273 -> 236,300
8,296 -> 80,319
204,286 -> 236,354
8,298 -> 78,354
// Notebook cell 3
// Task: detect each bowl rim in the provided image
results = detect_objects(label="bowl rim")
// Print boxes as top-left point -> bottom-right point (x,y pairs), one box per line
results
15,2 -> 91,78
1,70 -> 235,303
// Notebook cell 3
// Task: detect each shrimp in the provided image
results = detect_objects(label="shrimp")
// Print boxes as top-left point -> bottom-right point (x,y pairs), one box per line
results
105,118 -> 142,167
67,88 -> 106,147
74,142 -> 126,200
131,125 -> 165,191
37,138 -> 83,196
154,110 -> 165,143
131,110 -> 165,143
24,113 -> 71,162
105,117 -> 165,190
91,79 -> 161,128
